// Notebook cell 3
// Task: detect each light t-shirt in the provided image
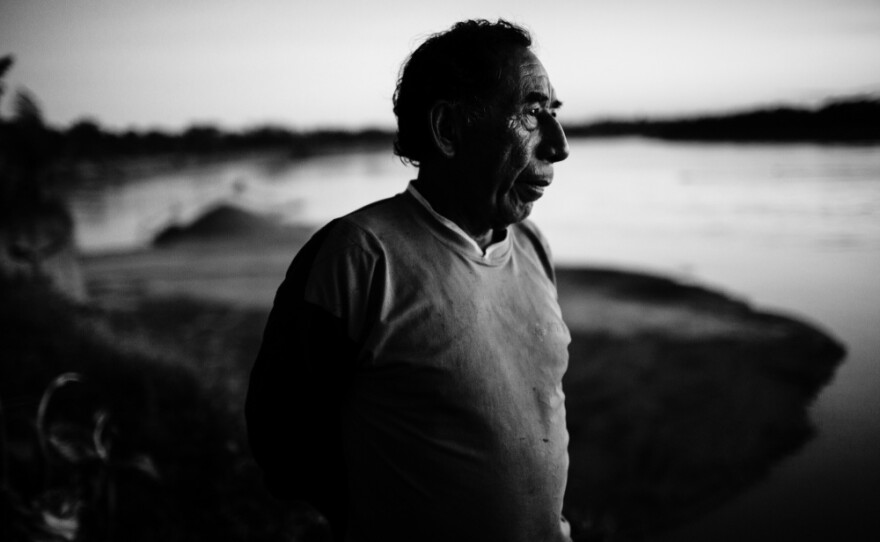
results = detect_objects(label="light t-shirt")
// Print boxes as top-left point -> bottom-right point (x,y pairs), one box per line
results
248,184 -> 571,542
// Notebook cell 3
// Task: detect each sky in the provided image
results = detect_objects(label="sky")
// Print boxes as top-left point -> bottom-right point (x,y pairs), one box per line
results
1,0 -> 879,131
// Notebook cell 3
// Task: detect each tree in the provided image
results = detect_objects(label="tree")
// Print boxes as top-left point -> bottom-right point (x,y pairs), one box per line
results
13,89 -> 44,127
0,55 -> 13,110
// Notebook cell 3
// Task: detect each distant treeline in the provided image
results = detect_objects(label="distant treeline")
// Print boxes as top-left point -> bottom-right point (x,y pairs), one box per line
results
567,96 -> 880,143
0,120 -> 394,163
4,96 -> 876,169
6,95 -> 877,168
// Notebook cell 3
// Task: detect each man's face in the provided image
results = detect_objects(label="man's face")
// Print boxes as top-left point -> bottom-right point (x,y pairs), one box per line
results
456,47 -> 569,231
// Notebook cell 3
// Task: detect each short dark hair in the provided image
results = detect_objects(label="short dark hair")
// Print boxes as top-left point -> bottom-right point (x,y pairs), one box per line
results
392,19 -> 532,166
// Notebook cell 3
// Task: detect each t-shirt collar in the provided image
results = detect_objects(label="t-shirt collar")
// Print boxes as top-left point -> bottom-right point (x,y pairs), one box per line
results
406,181 -> 509,259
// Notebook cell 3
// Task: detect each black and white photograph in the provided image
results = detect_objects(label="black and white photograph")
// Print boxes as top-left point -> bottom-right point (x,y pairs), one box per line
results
1,1 -> 878,540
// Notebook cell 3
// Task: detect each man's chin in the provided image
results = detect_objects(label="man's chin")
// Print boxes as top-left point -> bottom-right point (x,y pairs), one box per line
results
498,202 -> 534,227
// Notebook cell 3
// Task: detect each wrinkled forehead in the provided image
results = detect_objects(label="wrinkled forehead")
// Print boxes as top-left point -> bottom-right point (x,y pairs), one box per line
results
498,47 -> 556,105
518,50 -> 554,95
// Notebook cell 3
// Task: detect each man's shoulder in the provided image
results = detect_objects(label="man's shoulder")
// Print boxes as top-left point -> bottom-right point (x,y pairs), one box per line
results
300,191 -> 417,261
334,192 -> 414,239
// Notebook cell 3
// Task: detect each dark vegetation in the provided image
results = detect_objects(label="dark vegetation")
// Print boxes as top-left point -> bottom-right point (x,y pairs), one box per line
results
0,56 -> 61,220
0,278 -> 331,541
12,121 -> 394,162
567,96 -> 880,143
0,55 -> 79,290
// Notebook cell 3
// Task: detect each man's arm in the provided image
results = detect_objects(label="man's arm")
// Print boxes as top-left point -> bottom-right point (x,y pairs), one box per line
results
246,221 -> 368,541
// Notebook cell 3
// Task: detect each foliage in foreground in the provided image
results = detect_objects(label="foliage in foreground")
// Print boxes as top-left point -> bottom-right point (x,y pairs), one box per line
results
0,278 -> 328,542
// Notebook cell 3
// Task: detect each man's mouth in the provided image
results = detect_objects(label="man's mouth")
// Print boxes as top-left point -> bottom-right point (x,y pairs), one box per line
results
514,179 -> 550,202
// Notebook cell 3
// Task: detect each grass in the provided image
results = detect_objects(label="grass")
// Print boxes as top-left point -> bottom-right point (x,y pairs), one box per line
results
0,277 -> 329,542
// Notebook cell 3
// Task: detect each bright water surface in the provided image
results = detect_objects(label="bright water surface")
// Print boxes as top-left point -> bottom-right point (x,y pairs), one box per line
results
68,138 -> 880,539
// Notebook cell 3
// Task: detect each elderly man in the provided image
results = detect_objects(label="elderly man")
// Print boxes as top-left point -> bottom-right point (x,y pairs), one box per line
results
246,19 -> 571,542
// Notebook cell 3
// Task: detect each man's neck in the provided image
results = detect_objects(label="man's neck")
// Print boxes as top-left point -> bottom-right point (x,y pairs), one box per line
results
412,174 -> 496,251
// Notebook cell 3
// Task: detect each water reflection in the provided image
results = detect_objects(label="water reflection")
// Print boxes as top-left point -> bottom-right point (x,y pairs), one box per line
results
557,269 -> 846,540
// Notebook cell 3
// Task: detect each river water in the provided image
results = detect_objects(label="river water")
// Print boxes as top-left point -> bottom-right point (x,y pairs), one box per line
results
68,138 -> 880,539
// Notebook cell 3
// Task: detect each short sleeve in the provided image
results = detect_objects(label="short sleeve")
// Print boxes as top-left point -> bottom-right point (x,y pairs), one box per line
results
303,220 -> 384,345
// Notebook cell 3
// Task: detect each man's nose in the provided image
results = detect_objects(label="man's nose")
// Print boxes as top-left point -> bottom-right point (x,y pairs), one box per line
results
540,114 -> 570,163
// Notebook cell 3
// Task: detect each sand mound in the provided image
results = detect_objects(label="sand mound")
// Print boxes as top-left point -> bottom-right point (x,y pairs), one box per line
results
152,204 -> 299,246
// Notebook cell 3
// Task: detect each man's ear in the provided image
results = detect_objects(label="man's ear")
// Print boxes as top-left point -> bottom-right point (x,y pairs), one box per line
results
428,101 -> 458,159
